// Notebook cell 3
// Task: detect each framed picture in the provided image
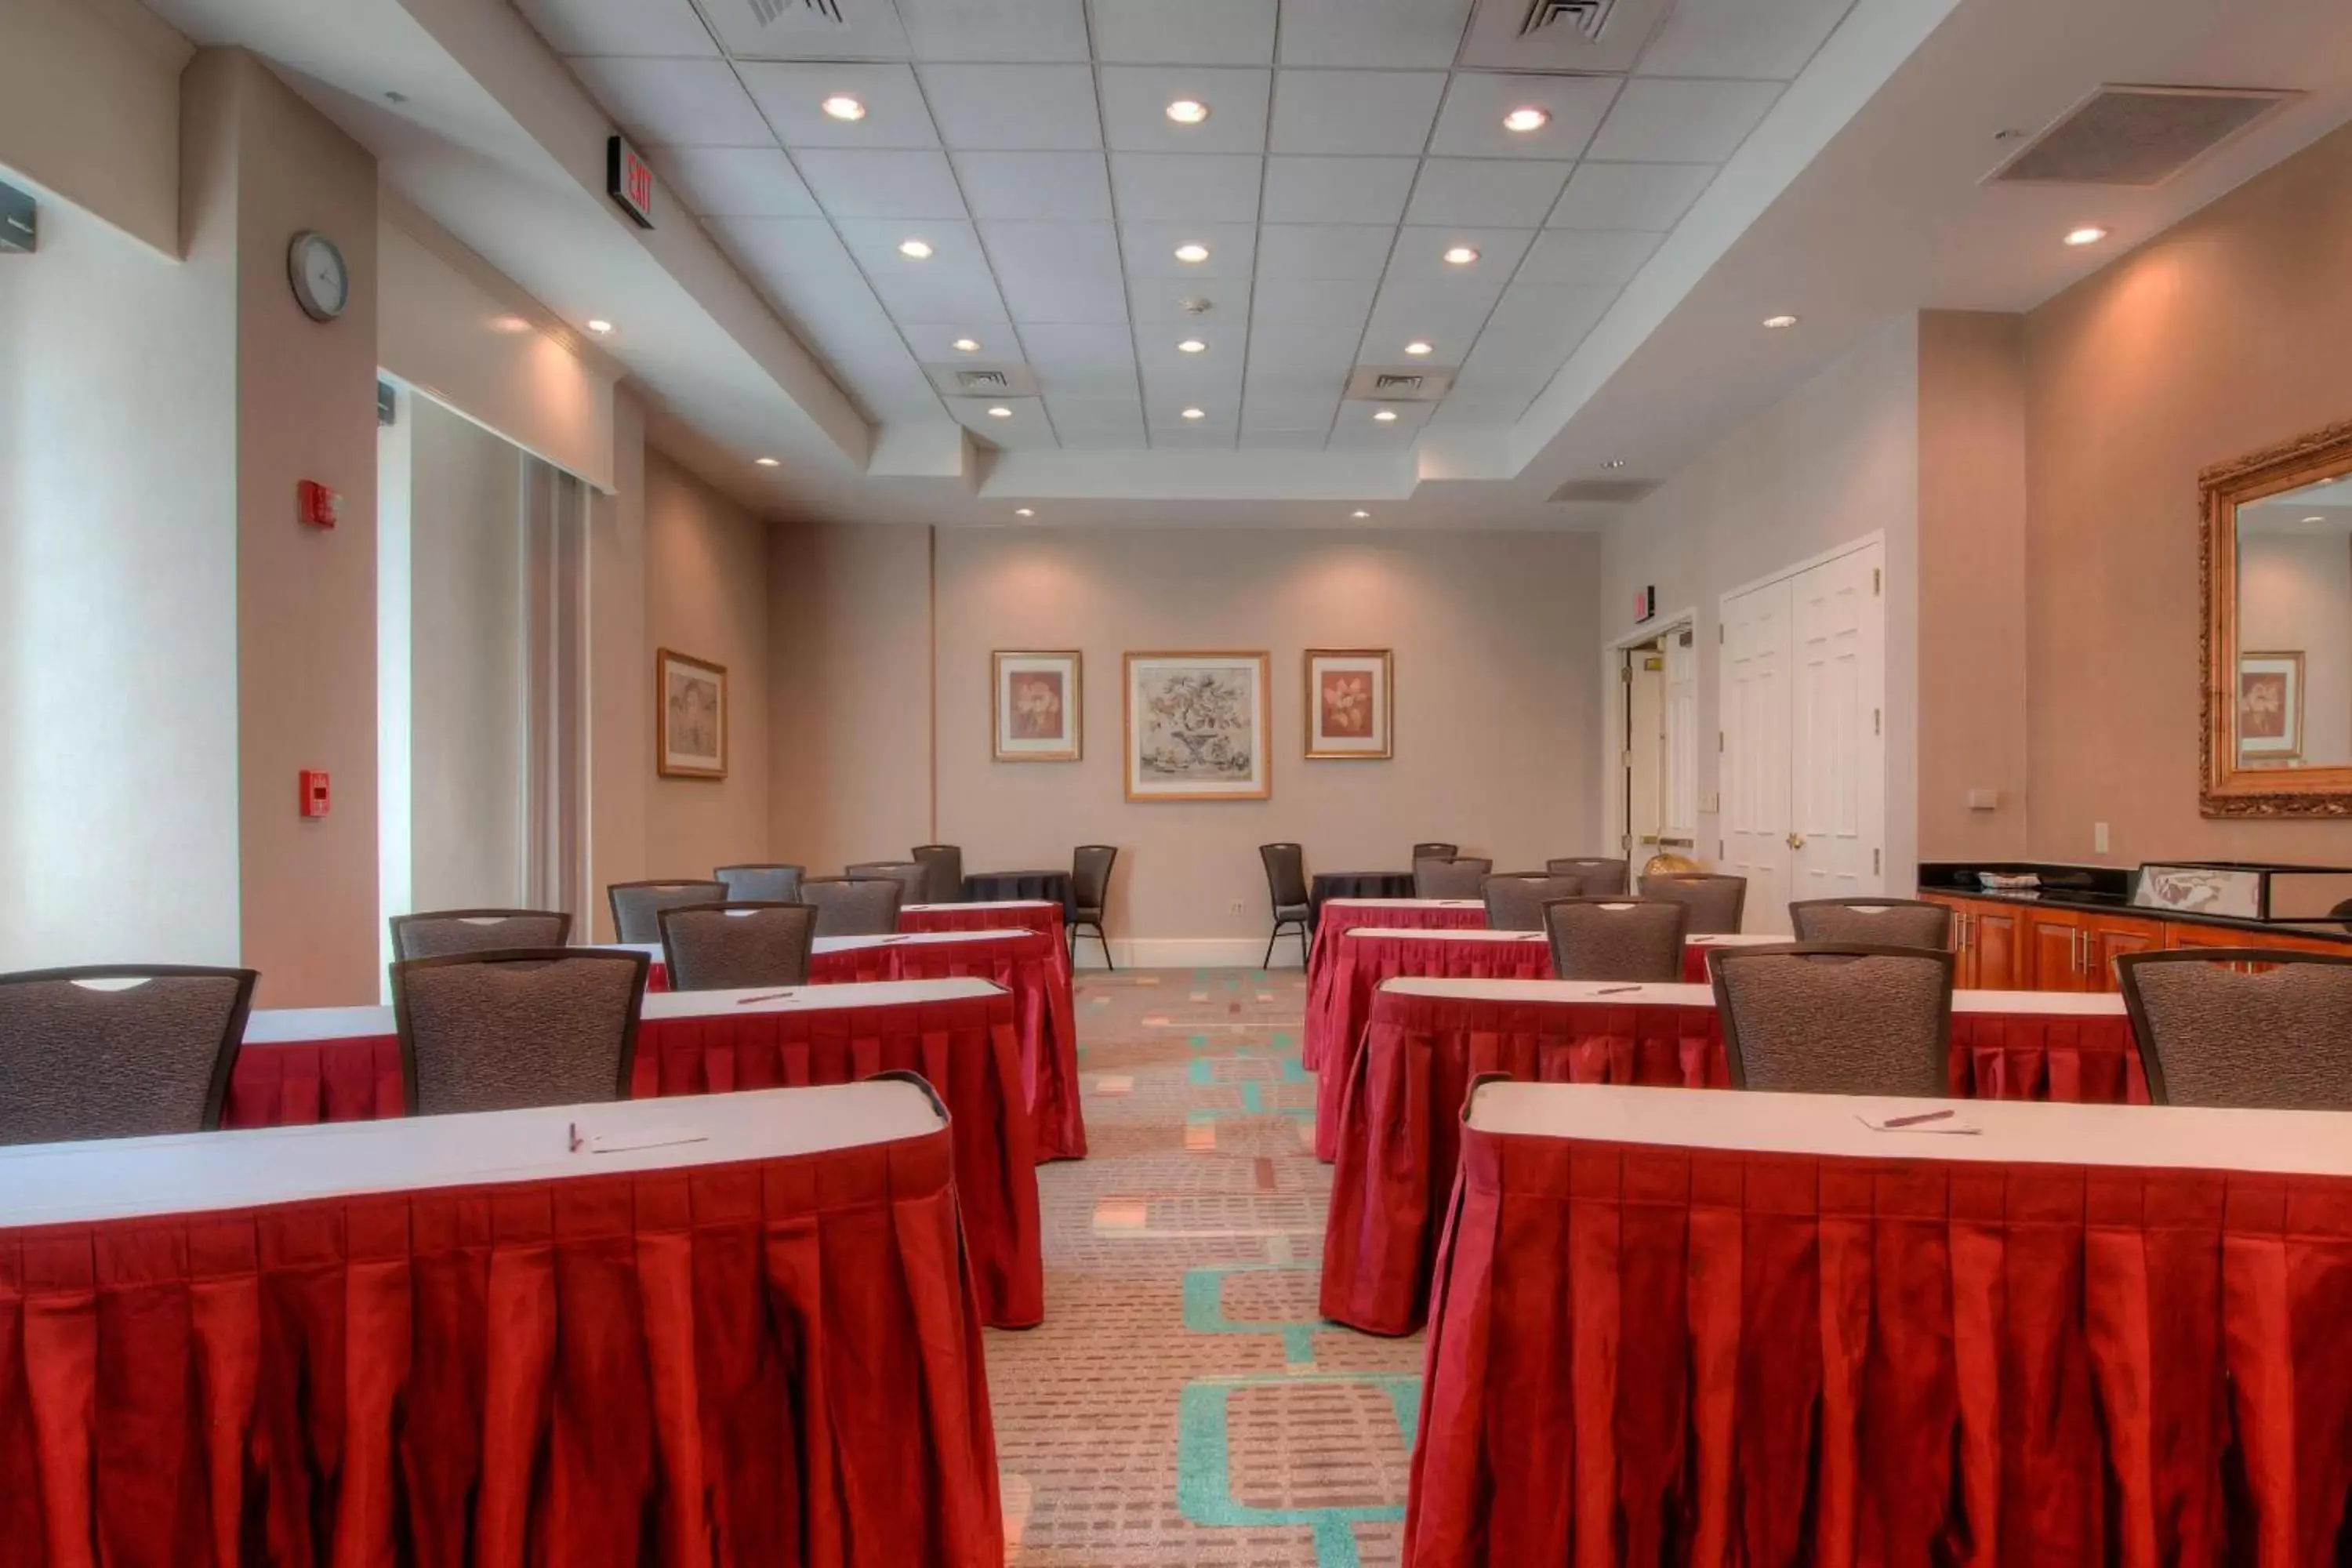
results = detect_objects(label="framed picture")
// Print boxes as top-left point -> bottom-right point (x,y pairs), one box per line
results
1305,648 -> 1393,760
993,650 -> 1082,761
656,648 -> 728,779
1123,652 -> 1271,801
2237,650 -> 2304,763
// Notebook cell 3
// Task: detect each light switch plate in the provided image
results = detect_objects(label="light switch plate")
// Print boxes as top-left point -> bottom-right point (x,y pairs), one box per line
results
2094,822 -> 2111,854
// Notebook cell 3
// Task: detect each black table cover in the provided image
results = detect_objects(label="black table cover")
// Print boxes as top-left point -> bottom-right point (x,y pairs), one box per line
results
964,869 -> 1077,918
1308,871 -> 1417,924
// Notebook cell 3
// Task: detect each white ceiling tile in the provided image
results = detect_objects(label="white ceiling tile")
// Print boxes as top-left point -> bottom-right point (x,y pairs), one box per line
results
1261,155 -> 1417,223
1150,426 -> 1240,449
1365,278 -> 1505,351
1049,397 -> 1148,445
1058,424 -> 1152,450
1327,399 -> 1433,448
1100,67 -> 1272,154
1109,154 -> 1264,222
1269,71 -> 1444,157
1402,159 -> 1571,227
1020,322 -> 1138,371
1460,281 -> 1617,372
1134,327 -> 1243,373
793,149 -> 969,219
1382,225 -> 1534,281
949,395 -> 1062,447
978,221 -> 1123,281
834,220 -> 1009,321
897,0 -> 1090,61
1000,265 -> 1132,325
516,0 -> 716,56
1037,360 -> 1143,398
1277,0 -> 1470,67
1547,162 -> 1715,230
652,147 -> 818,217
1428,394 -> 1537,427
919,64 -> 1102,150
1250,274 -> 1376,332
1635,0 -> 1853,80
1091,0 -> 1277,64
1129,274 -> 1250,325
1240,379 -> 1341,419
1516,228 -> 1662,286
1119,221 -> 1258,281
737,63 -> 938,149
1240,427 -> 1332,449
567,57 -> 773,148
1426,74 -> 1619,161
902,323 -> 1018,361
953,151 -> 1113,220
708,216 -> 869,295
1586,78 -> 1783,163
696,0 -> 909,61
1254,224 -> 1395,281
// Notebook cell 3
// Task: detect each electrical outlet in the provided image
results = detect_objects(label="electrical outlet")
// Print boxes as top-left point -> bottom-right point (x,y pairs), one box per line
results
2094,822 -> 2110,855
1227,899 -> 1243,916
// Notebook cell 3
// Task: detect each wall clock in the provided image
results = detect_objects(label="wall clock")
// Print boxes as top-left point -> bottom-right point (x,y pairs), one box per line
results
286,230 -> 348,322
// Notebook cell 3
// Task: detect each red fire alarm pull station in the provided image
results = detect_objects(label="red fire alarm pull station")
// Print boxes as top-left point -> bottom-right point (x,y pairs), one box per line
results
299,770 -> 331,818
298,480 -> 340,528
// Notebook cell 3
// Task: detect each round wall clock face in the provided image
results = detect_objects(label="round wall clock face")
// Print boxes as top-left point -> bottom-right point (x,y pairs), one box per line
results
287,230 -> 348,321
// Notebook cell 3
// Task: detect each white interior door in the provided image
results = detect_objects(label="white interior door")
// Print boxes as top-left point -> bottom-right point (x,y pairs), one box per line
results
1662,629 -> 1699,847
1719,578 -> 1792,932
1788,543 -> 1885,902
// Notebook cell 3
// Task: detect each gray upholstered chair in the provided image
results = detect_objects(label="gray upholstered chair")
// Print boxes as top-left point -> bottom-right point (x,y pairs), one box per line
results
1414,856 -> 1493,899
0,965 -> 257,1145
1260,843 -> 1312,968
1543,898 -> 1690,982
658,902 -> 818,991
1073,844 -> 1119,971
1483,873 -> 1586,932
1790,898 -> 1953,948
1708,943 -> 1955,1096
1411,841 -> 1460,862
847,861 -> 929,906
911,845 -> 964,905
390,909 -> 572,961
717,864 -> 804,903
2117,950 -> 2352,1109
801,875 -> 902,937
1547,857 -> 1630,898
608,880 -> 728,943
390,949 -> 648,1116
1639,872 -> 1748,935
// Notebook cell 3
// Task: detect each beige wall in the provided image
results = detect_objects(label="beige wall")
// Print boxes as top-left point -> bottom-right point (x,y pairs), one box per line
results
2023,118 -> 2352,866
585,392 -> 652,938
0,0 -> 191,256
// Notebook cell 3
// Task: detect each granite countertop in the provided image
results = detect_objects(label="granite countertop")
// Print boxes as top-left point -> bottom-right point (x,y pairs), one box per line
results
1916,862 -> 2352,945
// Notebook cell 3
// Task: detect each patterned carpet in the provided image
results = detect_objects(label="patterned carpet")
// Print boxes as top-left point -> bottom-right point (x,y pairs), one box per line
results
985,967 -> 1424,1567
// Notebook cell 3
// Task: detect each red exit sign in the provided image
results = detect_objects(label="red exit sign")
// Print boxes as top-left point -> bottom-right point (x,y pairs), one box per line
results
607,135 -> 655,230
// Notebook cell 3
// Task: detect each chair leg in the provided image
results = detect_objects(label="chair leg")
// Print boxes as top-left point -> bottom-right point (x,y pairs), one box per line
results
1262,924 -> 1279,969
1088,922 -> 1114,971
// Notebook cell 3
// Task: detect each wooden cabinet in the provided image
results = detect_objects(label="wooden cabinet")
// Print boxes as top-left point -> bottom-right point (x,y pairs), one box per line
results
1970,904 -> 2022,989
2163,921 -> 2350,971
2020,907 -> 2093,992
1922,891 -> 2310,992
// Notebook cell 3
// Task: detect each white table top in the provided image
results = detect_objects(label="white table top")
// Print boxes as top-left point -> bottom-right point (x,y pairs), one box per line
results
1465,1079 -> 2352,1178
1323,898 -> 1485,911
904,900 -> 1058,913
593,929 -> 1032,963
1341,926 -> 1546,944
1381,976 -> 2127,1017
0,1080 -> 945,1229
244,977 -> 1010,1045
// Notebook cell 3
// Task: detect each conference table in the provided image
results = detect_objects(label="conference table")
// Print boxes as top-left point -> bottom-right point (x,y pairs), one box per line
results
1405,1078 -> 2352,1567
0,1079 -> 1005,1566
1322,976 -> 2143,1334
235,978 -> 1046,1328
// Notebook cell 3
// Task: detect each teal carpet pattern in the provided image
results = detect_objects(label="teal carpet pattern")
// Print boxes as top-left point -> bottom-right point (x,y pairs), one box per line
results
984,968 -> 1423,1566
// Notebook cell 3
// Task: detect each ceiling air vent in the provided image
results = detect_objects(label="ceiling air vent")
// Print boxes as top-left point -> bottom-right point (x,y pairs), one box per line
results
1988,85 -> 2296,187
1549,479 -> 1657,504
1344,366 -> 1453,402
746,0 -> 841,25
1374,374 -> 1423,394
956,369 -> 1013,391
1521,0 -> 1617,41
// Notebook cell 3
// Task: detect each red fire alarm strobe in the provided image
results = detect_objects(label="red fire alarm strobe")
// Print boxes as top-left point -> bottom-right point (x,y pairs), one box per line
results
298,480 -> 340,528
299,770 -> 331,818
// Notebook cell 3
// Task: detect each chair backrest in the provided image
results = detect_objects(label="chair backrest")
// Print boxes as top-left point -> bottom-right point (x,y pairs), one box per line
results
716,864 -> 804,903
390,909 -> 572,961
1546,857 -> 1629,897
658,902 -> 818,991
1411,842 -> 1459,862
800,875 -> 903,936
2116,950 -> 2352,1109
910,844 -> 964,904
1709,943 -> 1955,1096
391,949 -> 647,1116
608,880 -> 728,942
1483,873 -> 1585,931
1638,872 -> 1748,935
1790,898 -> 1953,948
1543,898 -> 1690,982
846,861 -> 929,906
1260,843 -> 1308,909
0,966 -> 256,1145
1073,844 -> 1119,913
1414,856 -> 1493,899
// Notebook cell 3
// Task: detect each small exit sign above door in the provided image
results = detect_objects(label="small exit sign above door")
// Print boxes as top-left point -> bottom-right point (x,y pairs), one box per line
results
607,136 -> 655,230
1632,585 -> 1657,624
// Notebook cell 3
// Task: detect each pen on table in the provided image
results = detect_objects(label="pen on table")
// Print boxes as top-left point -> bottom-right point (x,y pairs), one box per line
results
1880,1108 -> 1955,1128
737,989 -> 798,1005
568,1121 -> 583,1152
1594,984 -> 1641,995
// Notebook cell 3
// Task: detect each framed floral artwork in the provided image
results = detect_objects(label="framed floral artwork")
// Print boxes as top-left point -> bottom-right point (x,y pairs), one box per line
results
2237,651 -> 2304,764
1123,652 -> 1271,801
656,648 -> 727,779
993,651 -> 1082,761
1305,649 -> 1392,760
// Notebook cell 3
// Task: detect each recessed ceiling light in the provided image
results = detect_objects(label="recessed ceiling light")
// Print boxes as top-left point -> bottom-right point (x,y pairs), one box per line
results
2063,226 -> 2109,247
754,456 -> 779,467
822,94 -> 866,122
584,318 -> 614,334
952,338 -> 981,353
898,238 -> 934,259
1602,459 -> 1627,469
986,406 -> 1014,419
1404,340 -> 1433,357
1443,245 -> 1479,266
1181,407 -> 1205,420
1178,338 -> 1207,354
1015,507 -> 1035,517
1762,314 -> 1798,330
1373,409 -> 1399,423
2304,515 -> 2326,524
1503,107 -> 1549,133
1165,99 -> 1210,125
1174,242 -> 1210,263
1351,510 -> 1370,519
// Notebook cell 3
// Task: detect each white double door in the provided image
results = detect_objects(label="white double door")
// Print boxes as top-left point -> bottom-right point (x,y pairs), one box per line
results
1719,540 -> 1886,935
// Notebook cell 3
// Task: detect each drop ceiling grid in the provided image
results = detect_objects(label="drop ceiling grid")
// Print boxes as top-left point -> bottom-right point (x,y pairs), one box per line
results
530,0 -> 1861,455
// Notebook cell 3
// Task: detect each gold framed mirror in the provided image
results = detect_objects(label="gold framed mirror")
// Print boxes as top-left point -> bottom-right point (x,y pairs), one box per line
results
2201,418 -> 2352,816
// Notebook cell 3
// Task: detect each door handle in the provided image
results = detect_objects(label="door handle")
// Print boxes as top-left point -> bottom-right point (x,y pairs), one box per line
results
1786,833 -> 1806,851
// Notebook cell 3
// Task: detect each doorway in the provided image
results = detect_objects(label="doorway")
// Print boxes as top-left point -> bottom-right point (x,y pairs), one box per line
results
1619,622 -> 1698,864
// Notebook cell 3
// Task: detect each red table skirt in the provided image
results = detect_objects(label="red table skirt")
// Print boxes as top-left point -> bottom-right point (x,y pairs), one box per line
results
902,904 -> 1073,996
1405,1126 -> 2352,1568
1302,906 -> 1487,1071
0,1127 -> 1003,1568
1323,989 -> 2147,1335
227,993 -> 1047,1330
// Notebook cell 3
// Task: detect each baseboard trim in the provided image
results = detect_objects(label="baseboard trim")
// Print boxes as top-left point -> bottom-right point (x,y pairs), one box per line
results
1071,937 -> 1308,971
